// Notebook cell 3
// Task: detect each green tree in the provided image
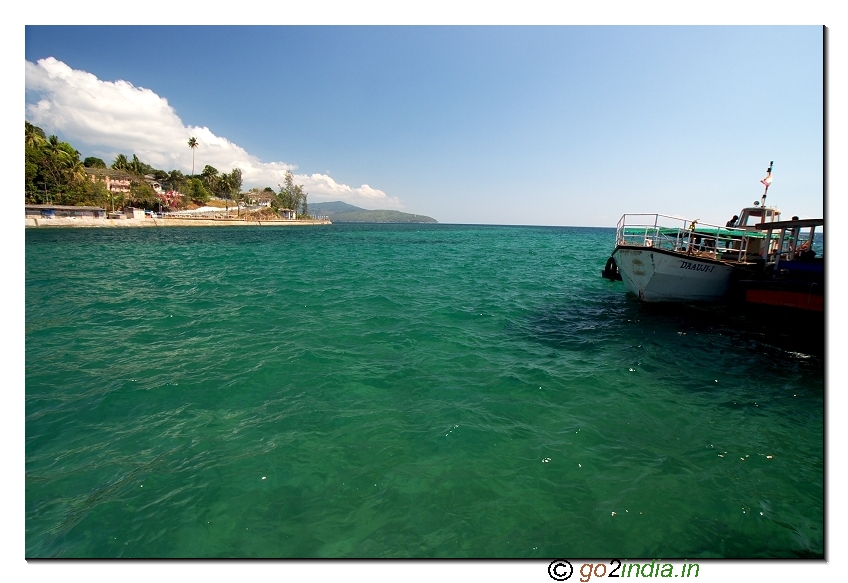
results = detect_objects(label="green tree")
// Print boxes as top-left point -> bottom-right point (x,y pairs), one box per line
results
278,171 -> 308,217
185,177 -> 211,204
201,165 -> 219,194
167,169 -> 188,194
229,168 -> 244,216
112,154 -> 129,170
37,135 -> 82,202
73,179 -> 110,207
23,122 -> 204,210
23,127 -> 87,203
128,179 -> 158,209
300,190 -> 308,217
201,165 -> 218,179
67,158 -> 87,185
229,168 -> 243,194
23,123 -> 167,207
25,123 -> 52,202
216,172 -> 233,214
129,154 -> 144,176
188,137 -> 198,176
83,156 -> 106,168
25,156 -> 39,199
25,121 -> 47,149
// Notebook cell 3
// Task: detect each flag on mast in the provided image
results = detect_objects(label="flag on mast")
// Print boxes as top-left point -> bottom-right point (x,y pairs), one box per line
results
760,161 -> 774,206
761,172 -> 772,188
761,163 -> 773,188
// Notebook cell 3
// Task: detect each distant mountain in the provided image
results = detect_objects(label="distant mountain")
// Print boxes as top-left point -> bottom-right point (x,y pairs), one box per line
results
309,201 -> 437,223
309,201 -> 362,214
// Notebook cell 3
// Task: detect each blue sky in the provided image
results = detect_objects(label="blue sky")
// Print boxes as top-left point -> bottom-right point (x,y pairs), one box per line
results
24,25 -> 823,226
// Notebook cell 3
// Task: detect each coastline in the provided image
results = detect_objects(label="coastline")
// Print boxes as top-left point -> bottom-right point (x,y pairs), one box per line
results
25,217 -> 332,228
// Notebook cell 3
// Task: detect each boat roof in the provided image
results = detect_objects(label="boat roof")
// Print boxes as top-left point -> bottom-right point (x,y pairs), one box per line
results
755,218 -> 823,230
740,205 -> 780,213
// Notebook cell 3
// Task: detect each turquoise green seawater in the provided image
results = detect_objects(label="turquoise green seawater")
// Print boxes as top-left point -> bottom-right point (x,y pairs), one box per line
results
25,224 -> 823,558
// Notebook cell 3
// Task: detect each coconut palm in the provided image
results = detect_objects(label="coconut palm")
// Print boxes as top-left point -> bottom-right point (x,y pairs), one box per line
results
218,172 -> 232,216
25,122 -> 47,149
67,158 -> 87,184
112,154 -> 129,170
188,137 -> 198,176
129,154 -> 144,176
40,136 -> 74,193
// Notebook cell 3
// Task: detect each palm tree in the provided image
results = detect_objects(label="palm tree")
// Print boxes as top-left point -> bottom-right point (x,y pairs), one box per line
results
25,122 -> 47,149
218,173 -> 232,216
188,137 -> 198,176
230,168 -> 244,217
200,165 -> 219,197
67,158 -> 87,184
129,154 -> 144,176
41,135 -> 73,195
112,154 -> 129,170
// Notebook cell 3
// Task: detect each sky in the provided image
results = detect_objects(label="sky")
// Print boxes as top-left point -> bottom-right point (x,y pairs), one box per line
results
23,25 -> 824,227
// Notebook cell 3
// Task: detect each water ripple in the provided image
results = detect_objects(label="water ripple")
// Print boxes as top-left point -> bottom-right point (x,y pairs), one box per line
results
26,225 -> 823,558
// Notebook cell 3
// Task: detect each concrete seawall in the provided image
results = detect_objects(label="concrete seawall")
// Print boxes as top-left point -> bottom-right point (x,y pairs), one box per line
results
25,217 -> 332,228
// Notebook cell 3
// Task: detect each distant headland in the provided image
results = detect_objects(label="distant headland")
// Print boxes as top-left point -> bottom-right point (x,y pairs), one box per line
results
309,201 -> 437,224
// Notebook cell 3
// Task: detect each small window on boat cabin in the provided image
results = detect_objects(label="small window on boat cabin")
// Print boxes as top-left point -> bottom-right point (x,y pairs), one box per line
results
738,208 -> 780,227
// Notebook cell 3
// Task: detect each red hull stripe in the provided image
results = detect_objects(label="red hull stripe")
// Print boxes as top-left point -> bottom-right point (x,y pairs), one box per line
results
745,289 -> 824,312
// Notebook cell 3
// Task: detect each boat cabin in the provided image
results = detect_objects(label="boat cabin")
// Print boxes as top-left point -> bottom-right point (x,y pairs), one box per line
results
735,205 -> 781,230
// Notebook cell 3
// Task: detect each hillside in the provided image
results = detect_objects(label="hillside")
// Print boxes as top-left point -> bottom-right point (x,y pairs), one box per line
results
310,201 -> 437,223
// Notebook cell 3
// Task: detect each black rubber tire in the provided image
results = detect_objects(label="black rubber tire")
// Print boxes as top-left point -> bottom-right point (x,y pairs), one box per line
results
604,256 -> 618,278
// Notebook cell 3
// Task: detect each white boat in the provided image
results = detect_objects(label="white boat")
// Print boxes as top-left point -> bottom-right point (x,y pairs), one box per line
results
602,203 -> 783,303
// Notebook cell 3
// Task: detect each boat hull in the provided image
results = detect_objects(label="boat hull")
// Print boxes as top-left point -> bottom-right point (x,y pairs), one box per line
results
736,261 -> 824,313
612,246 -> 735,302
744,286 -> 823,311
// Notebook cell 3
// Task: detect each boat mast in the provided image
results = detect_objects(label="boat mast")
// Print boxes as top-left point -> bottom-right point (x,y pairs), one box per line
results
760,160 -> 773,207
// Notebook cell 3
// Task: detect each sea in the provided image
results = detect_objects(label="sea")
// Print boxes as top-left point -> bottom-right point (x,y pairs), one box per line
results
25,224 -> 824,558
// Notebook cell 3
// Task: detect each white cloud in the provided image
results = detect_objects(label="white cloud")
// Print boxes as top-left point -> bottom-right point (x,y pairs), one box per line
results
24,57 -> 401,209
301,174 -> 401,207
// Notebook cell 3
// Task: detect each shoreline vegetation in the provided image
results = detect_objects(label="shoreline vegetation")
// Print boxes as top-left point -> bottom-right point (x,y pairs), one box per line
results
25,122 -> 311,220
24,121 -> 437,226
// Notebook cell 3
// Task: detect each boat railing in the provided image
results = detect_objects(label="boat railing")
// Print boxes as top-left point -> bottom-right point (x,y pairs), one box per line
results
615,214 -> 753,262
754,218 -> 824,271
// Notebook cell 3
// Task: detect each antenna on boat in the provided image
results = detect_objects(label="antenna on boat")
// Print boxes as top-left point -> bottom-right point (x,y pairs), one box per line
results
760,161 -> 773,206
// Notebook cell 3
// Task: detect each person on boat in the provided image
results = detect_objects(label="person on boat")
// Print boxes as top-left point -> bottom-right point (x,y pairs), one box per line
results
789,217 -> 801,258
689,234 -> 703,253
726,215 -> 739,228
792,217 -> 816,259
